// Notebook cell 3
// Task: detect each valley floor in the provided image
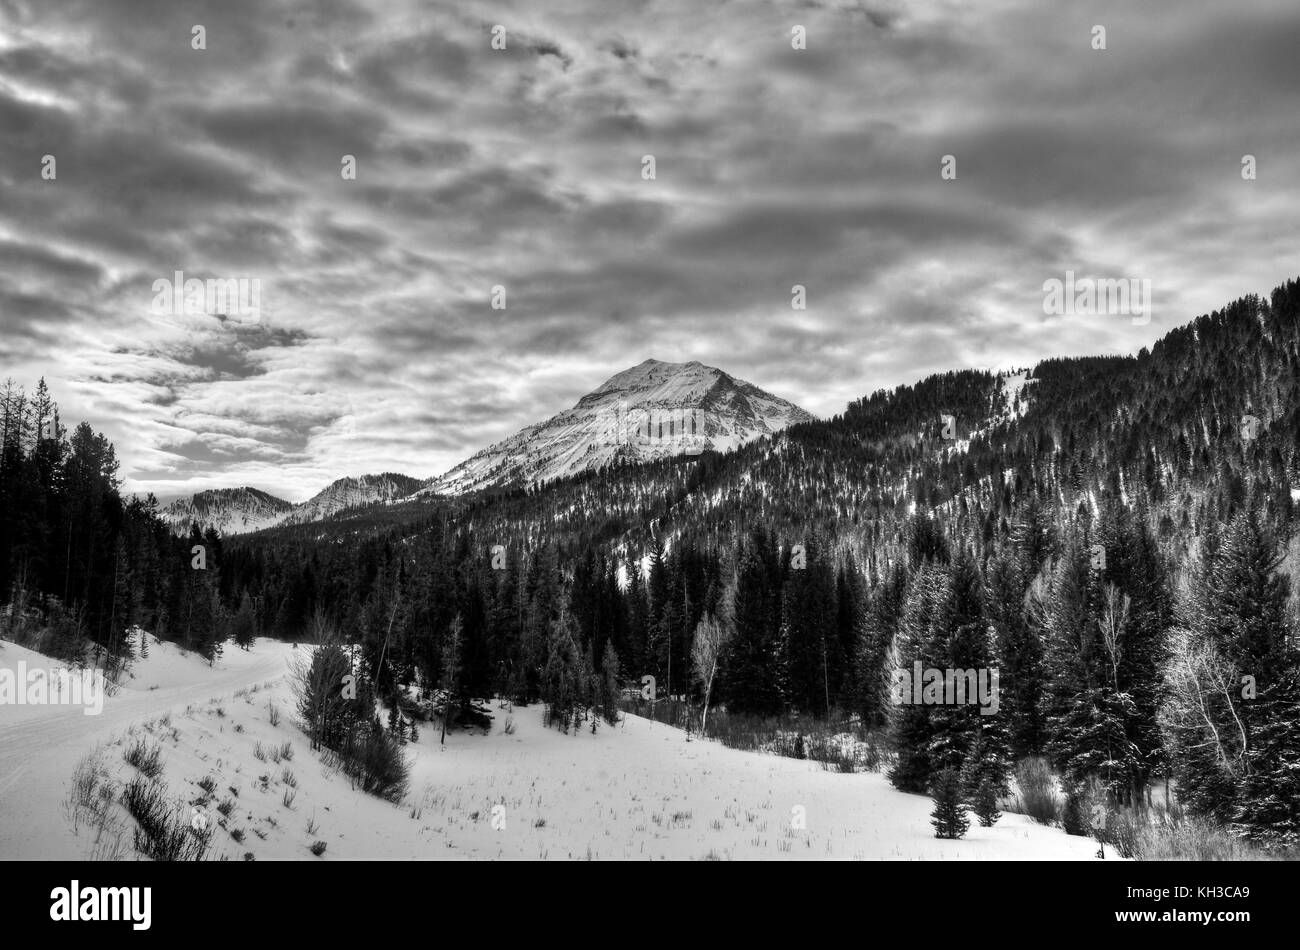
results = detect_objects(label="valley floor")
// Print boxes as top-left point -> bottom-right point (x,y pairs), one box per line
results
0,637 -> 1102,861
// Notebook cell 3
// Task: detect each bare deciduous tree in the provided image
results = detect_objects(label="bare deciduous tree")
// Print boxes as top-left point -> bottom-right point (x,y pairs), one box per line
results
1098,583 -> 1130,690
1160,626 -> 1249,777
691,611 -> 729,736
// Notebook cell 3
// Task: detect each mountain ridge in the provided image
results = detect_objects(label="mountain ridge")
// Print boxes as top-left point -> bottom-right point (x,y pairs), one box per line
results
162,473 -> 426,536
237,279 -> 1300,558
161,360 -> 814,534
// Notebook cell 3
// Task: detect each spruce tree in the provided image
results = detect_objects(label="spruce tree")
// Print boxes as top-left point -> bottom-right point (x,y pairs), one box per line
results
888,563 -> 947,792
541,609 -> 583,732
600,640 -> 622,726
852,560 -> 903,729
779,534 -> 838,718
972,778 -> 1001,827
439,614 -> 463,744
721,529 -> 785,716
1234,671 -> 1300,845
1041,532 -> 1129,791
925,550 -> 1009,788
984,550 -> 1044,757
231,590 -> 256,650
930,768 -> 969,839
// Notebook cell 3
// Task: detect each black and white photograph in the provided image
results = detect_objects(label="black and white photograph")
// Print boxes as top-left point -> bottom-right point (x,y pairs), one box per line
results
1,0 -> 1296,929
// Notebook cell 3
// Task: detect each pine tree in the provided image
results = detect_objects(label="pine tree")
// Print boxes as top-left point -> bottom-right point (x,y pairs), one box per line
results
1093,504 -> 1171,804
721,529 -> 785,716
972,778 -> 1001,827
779,534 -> 838,717
853,560 -> 904,730
387,701 -> 406,743
1042,532 -> 1123,789
888,562 -> 947,792
581,643 -> 599,733
645,541 -> 670,693
930,768 -> 969,839
107,536 -> 133,660
835,554 -> 868,713
541,609 -> 588,733
1234,671 -> 1300,845
925,549 -> 1007,786
626,564 -> 650,684
959,728 -> 1012,799
439,614 -> 463,744
298,642 -> 357,752
984,550 -> 1044,757
600,640 -> 622,726
231,590 -> 257,650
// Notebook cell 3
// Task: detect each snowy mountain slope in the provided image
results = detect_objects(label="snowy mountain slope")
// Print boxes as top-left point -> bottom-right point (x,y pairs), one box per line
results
162,474 -> 425,536
278,473 -> 426,527
420,359 -> 815,496
1000,370 -> 1036,420
162,488 -> 292,536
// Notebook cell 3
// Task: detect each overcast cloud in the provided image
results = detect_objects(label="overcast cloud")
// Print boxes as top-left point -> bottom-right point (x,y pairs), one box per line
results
2,0 -> 1298,501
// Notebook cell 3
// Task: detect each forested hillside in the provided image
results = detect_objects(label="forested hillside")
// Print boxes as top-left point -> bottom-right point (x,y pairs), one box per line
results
0,381 -> 228,666
5,278 -> 1299,845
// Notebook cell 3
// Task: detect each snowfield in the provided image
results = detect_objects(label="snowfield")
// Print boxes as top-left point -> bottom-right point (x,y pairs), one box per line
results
1,637 -> 1102,861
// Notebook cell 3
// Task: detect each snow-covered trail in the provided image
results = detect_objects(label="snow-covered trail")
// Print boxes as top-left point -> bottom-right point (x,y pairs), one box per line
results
0,639 -> 293,859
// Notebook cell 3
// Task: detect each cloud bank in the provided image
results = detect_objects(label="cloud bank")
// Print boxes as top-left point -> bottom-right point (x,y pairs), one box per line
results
2,0 -> 1297,500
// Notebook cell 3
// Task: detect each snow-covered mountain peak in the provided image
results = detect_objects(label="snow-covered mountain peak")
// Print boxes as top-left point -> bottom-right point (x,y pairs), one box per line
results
279,472 -> 426,526
587,359 -> 719,402
422,360 -> 814,496
162,487 -> 292,536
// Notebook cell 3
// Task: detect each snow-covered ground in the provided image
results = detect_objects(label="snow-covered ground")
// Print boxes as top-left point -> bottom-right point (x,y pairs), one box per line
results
0,637 -> 291,859
0,637 -> 1101,861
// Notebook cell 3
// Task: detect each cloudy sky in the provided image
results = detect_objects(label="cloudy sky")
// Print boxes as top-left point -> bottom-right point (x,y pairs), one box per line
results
2,0 -> 1299,502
